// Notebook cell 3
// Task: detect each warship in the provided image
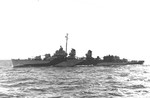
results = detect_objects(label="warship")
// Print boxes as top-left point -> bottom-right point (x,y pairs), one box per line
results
11,34 -> 144,67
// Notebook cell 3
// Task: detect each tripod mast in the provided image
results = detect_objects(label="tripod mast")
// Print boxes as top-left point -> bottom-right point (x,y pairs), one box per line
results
65,33 -> 68,54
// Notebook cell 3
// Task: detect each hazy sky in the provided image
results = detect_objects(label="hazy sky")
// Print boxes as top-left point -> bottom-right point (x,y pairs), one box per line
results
0,0 -> 150,64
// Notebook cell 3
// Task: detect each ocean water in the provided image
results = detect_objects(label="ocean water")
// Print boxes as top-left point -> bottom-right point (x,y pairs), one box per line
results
0,61 -> 150,98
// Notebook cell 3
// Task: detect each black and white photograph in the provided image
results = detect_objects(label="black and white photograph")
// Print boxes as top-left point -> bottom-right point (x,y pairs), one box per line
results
0,0 -> 150,97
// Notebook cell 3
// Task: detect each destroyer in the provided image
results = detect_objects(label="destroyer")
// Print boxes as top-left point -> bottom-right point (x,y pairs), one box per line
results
11,34 -> 144,67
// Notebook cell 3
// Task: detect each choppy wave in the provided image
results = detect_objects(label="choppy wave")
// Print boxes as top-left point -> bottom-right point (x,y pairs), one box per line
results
0,60 -> 150,98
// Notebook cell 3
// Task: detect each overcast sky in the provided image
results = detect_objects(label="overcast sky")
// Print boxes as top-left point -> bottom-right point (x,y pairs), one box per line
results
0,0 -> 150,64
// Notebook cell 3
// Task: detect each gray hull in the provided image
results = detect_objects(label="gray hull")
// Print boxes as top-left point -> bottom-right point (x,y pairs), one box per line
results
11,59 -> 51,67
96,62 -> 144,66
96,62 -> 128,66
54,59 -> 83,67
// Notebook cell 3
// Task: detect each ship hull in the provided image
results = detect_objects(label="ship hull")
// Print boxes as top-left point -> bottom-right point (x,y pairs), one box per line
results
11,57 -> 67,67
127,61 -> 144,65
12,59 -> 144,67
54,59 -> 83,67
96,61 -> 144,66
96,62 -> 128,66
11,59 -> 51,67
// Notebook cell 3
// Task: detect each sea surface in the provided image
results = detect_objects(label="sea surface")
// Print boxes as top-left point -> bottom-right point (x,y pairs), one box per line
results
0,60 -> 150,98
